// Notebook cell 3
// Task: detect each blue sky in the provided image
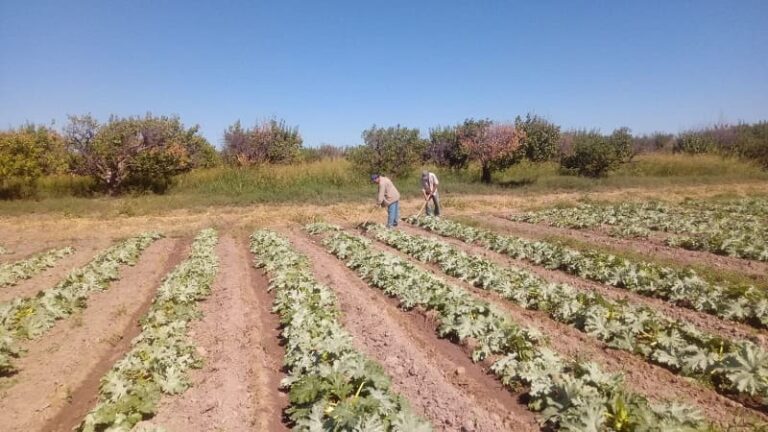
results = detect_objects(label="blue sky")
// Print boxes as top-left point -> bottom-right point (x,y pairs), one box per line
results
1,0 -> 766,147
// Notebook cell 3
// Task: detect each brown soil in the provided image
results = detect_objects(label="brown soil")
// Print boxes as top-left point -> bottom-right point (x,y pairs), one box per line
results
0,238 -> 112,304
491,215 -> 768,282
135,234 -> 289,432
0,237 -> 186,432
287,228 -> 540,432
362,227 -> 767,428
414,221 -> 768,349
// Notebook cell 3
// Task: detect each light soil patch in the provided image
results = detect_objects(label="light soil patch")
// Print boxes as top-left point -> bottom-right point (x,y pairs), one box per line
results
363,227 -> 767,428
488,215 -> 768,283
287,228 -> 540,432
136,235 -> 289,432
0,238 -> 112,304
408,222 -> 768,349
0,237 -> 186,432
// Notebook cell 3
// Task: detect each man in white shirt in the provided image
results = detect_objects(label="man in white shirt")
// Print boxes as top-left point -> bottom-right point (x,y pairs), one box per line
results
420,170 -> 440,217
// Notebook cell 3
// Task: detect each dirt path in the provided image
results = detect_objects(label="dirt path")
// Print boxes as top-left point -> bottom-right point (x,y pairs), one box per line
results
286,229 -> 540,432
488,215 -> 768,282
404,222 -> 768,349
364,228 -> 766,428
0,237 -> 185,432
0,239 -> 112,303
136,234 -> 289,432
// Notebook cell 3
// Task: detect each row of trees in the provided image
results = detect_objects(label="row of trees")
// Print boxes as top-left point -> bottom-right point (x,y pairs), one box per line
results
349,115 -> 636,182
2,113 -> 767,198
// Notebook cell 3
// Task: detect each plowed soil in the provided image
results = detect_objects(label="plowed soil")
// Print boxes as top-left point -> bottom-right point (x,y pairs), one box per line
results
135,235 -> 289,432
286,229 -> 540,431
0,237 -> 186,432
365,227 -> 767,428
482,215 -> 768,284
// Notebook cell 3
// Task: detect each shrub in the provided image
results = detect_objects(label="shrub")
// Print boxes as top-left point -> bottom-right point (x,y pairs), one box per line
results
300,144 -> 347,162
734,121 -> 768,169
458,119 -> 524,183
222,119 -> 302,166
425,125 -> 469,169
65,113 -> 212,194
674,131 -> 717,154
560,129 -> 625,177
515,114 -> 560,162
348,125 -> 425,178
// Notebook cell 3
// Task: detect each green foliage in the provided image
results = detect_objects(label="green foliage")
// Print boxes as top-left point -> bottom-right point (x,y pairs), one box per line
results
675,132 -> 717,155
0,247 -> 74,287
560,130 -> 626,177
732,121 -> 768,169
0,124 -> 68,199
609,127 -> 634,162
515,113 -> 561,162
425,125 -> 469,169
348,124 -> 425,178
222,119 -> 303,166
66,113 -> 214,194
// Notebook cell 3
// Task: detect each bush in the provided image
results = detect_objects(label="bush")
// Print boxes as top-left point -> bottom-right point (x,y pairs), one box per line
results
515,114 -> 560,162
66,113 -> 213,194
424,125 -> 469,169
348,125 -> 425,178
560,130 -> 626,177
222,119 -> 302,166
299,144 -> 348,163
674,131 -> 717,154
609,127 -> 634,162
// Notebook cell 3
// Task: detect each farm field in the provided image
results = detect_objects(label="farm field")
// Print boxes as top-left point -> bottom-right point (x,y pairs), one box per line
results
1,183 -> 768,431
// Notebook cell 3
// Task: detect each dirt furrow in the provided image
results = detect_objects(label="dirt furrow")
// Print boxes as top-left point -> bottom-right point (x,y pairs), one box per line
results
365,228 -> 766,428
286,229 -> 539,432
489,215 -> 768,282
403,223 -> 768,350
0,239 -> 112,304
135,234 -> 289,432
0,237 -> 186,432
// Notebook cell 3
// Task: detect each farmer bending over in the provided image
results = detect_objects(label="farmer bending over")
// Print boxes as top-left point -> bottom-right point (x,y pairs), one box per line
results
371,173 -> 400,228
421,170 -> 440,217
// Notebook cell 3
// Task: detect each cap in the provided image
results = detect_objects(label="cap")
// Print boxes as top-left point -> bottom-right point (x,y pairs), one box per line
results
421,170 -> 429,177
370,174 -> 380,181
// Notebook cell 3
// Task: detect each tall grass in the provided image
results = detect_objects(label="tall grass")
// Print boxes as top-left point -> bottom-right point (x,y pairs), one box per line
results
4,154 -> 766,217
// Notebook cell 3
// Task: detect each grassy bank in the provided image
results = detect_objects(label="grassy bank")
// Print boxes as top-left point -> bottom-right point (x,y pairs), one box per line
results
1,154 -> 766,217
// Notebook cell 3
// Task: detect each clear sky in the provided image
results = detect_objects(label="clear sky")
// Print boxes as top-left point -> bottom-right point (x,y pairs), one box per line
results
1,0 -> 766,147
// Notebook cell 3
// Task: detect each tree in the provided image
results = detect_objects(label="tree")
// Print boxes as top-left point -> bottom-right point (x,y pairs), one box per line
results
222,119 -> 302,166
0,124 -> 70,198
609,127 -> 634,162
560,130 -> 624,177
425,125 -> 469,169
65,113 -> 212,194
348,125 -> 425,178
458,119 -> 525,183
515,114 -> 560,162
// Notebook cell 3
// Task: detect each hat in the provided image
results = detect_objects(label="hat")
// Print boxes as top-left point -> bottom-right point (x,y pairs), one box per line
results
421,170 -> 429,177
370,174 -> 380,181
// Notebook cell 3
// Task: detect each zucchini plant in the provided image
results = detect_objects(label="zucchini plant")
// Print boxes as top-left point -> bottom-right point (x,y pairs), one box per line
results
0,246 -> 75,287
307,223 -> 714,431
79,229 -> 219,431
250,230 -> 431,431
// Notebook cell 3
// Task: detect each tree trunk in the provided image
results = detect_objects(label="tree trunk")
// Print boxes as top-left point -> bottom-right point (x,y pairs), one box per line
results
481,164 -> 492,184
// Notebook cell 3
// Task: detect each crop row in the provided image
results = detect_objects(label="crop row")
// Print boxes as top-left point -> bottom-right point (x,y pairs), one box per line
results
250,230 -> 431,431
0,232 -> 161,375
510,199 -> 768,261
365,223 -> 768,410
0,246 -> 75,287
409,216 -> 768,330
308,223 -> 709,431
78,228 -> 219,432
